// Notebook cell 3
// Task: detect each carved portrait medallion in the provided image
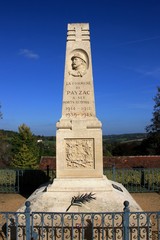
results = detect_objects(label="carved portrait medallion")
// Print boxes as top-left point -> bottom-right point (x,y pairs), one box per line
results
68,49 -> 89,77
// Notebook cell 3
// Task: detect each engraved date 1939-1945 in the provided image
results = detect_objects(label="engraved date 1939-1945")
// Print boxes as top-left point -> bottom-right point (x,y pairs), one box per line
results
66,112 -> 93,118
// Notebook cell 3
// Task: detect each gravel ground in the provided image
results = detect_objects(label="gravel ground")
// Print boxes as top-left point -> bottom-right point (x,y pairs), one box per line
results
0,193 -> 160,212
131,192 -> 160,211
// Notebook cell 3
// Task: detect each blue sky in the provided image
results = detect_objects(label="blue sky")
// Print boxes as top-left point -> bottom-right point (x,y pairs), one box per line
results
0,0 -> 160,136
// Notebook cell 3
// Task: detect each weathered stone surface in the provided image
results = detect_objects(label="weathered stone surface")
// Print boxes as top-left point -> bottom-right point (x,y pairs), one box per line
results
18,177 -> 141,212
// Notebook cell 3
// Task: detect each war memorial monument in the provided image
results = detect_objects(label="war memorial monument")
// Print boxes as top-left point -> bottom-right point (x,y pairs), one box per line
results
21,23 -> 141,213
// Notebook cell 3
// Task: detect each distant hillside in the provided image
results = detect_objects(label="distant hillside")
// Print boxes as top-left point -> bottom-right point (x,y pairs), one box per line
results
0,129 -> 146,143
0,129 -> 18,141
103,133 -> 147,143
0,129 -> 55,141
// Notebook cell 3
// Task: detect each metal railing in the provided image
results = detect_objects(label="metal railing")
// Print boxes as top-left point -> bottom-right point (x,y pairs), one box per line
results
0,169 -> 54,194
0,168 -> 160,193
0,169 -> 21,193
0,201 -> 160,240
104,167 -> 160,192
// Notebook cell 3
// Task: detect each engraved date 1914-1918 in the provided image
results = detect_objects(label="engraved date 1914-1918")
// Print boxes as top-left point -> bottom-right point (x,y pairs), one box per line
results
66,107 -> 91,111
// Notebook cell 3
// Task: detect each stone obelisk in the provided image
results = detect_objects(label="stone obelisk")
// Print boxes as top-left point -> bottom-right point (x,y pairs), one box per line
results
19,23 -> 142,213
56,23 -> 103,179
46,23 -> 141,212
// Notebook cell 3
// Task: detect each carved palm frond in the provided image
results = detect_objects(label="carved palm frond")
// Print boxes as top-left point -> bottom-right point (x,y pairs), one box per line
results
66,193 -> 96,212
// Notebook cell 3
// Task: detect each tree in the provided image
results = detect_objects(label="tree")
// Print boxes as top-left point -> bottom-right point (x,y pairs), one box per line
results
144,87 -> 160,154
0,130 -> 19,167
103,141 -> 113,156
112,142 -> 141,156
0,103 -> 2,119
146,87 -> 160,134
11,124 -> 39,169
0,135 -> 12,167
38,140 -> 56,156
12,144 -> 38,169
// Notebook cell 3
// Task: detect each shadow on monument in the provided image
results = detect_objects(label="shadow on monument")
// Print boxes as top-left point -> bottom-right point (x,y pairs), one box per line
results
16,170 -> 50,196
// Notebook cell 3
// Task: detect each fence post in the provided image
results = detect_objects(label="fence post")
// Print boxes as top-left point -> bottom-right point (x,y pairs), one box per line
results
123,201 -> 130,240
25,201 -> 31,240
15,170 -> 20,193
112,165 -> 116,181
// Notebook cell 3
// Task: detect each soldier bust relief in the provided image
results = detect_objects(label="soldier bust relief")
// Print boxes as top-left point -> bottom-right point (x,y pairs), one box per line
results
69,51 -> 88,77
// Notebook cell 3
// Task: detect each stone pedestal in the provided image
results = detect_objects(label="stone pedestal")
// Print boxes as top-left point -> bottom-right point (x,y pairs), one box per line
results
56,121 -> 103,178
19,177 -> 141,212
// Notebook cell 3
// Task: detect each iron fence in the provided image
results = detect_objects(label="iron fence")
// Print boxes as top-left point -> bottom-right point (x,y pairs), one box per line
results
104,167 -> 160,193
0,201 -> 160,240
0,169 -> 21,193
0,169 -> 54,194
0,168 -> 160,193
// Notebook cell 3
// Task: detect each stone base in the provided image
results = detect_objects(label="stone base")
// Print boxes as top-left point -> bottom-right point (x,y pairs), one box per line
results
18,176 -> 142,212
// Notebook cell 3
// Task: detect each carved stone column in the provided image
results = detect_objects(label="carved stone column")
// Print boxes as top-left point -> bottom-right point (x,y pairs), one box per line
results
56,23 -> 103,178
